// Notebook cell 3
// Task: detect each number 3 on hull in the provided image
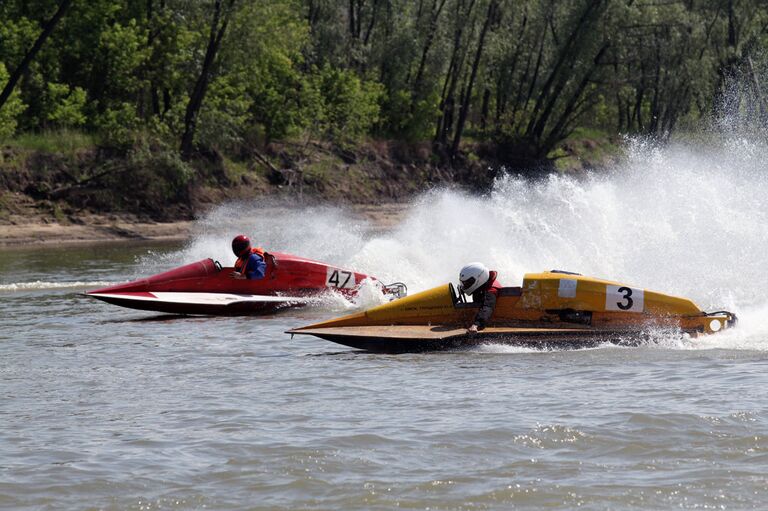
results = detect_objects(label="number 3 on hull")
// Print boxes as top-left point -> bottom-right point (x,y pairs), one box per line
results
605,285 -> 644,312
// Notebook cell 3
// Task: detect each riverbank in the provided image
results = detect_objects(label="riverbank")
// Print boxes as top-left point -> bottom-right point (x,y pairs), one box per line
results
0,131 -> 620,248
0,215 -> 194,248
0,204 -> 408,248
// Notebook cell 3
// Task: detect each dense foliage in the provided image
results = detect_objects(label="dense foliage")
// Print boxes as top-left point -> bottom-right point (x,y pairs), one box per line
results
1,0 -> 767,167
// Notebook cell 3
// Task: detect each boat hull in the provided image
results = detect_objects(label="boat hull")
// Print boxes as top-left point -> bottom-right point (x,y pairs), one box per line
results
86,254 -> 389,315
88,291 -> 310,315
294,325 -> 646,353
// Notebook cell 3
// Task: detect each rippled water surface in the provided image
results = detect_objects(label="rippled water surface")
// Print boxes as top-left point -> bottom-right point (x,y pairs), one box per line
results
5,137 -> 768,509
2,240 -> 767,510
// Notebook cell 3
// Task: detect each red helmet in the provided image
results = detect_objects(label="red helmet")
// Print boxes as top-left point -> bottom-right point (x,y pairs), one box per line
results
232,234 -> 251,257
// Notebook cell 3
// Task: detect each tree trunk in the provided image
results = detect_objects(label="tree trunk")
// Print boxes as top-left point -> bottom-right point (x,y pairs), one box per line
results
497,11 -> 524,131
0,0 -> 74,113
540,41 -> 609,153
363,0 -> 380,45
510,16 -> 544,133
727,0 -> 736,47
147,0 -> 162,117
180,0 -> 236,159
524,0 -> 604,141
451,0 -> 498,157
649,34 -> 662,134
435,0 -> 477,146
411,0 -> 448,97
480,87 -> 491,132
349,0 -> 357,37
308,0 -> 321,28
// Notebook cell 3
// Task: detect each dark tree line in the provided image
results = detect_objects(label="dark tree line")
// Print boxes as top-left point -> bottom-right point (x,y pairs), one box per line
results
1,0 -> 768,168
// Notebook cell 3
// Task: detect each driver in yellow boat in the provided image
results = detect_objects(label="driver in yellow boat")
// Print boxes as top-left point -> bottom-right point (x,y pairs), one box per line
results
459,262 -> 502,335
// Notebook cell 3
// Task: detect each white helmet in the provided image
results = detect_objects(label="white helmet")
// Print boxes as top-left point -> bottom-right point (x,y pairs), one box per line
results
459,262 -> 490,295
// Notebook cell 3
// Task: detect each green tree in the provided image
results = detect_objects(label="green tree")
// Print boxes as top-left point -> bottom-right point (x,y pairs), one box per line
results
307,64 -> 384,143
0,62 -> 27,138
45,82 -> 87,127
0,0 -> 74,116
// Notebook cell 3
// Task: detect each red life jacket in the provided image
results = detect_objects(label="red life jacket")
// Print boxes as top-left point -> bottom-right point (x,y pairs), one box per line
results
470,270 -> 503,329
470,270 -> 502,299
235,246 -> 265,273
485,270 -> 502,296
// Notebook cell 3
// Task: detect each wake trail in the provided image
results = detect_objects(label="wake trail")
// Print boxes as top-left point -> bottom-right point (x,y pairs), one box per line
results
1,281 -> 114,292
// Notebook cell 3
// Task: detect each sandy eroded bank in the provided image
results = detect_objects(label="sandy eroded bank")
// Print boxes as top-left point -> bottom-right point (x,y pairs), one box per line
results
0,204 -> 406,248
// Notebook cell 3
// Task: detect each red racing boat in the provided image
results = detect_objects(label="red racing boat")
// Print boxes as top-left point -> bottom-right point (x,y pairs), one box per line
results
86,252 -> 406,315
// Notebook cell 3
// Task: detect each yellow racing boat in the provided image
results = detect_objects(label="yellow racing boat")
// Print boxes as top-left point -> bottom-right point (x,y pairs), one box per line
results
288,270 -> 736,353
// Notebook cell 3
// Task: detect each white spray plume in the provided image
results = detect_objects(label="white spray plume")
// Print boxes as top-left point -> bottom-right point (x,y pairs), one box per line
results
147,139 -> 767,309
133,131 -> 768,343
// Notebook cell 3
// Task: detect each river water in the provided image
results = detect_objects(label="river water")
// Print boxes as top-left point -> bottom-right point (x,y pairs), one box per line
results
3,139 -> 768,509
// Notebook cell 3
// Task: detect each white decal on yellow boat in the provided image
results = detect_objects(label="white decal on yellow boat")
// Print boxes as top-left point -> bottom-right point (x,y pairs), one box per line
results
605,285 -> 644,312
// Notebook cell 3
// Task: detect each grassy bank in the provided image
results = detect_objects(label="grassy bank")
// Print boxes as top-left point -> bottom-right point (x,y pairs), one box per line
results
0,130 -> 621,226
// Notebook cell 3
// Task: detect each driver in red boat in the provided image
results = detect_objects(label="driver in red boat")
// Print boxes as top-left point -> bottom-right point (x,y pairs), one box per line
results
231,234 -> 267,280
459,262 -> 502,335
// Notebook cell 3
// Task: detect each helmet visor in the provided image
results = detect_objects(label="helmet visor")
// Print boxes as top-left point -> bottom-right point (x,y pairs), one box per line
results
460,277 -> 476,292
232,241 -> 250,256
